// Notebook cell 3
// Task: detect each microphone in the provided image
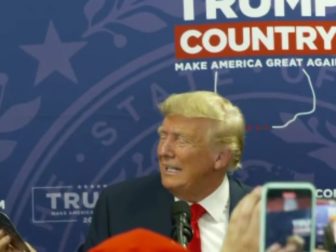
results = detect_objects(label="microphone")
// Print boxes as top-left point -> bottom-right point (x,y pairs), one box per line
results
171,201 -> 193,247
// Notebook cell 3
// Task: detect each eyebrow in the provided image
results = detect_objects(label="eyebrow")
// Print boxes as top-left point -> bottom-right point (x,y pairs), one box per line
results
157,127 -> 193,141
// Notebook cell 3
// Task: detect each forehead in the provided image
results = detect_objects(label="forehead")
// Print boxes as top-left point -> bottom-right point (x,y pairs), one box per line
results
159,115 -> 214,136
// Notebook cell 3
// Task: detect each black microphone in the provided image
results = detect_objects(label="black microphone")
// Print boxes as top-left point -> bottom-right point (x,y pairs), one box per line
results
171,201 -> 193,247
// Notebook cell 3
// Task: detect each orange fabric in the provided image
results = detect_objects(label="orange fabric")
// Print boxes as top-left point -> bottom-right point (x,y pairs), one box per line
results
188,204 -> 206,252
89,228 -> 187,252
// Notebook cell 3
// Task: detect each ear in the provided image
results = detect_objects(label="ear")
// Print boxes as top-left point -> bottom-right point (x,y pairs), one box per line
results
214,149 -> 232,171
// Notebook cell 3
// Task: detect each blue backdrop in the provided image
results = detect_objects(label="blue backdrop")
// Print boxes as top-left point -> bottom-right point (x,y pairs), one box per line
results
0,1 -> 335,251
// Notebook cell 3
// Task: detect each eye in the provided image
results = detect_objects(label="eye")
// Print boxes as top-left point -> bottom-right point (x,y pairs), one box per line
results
176,135 -> 190,146
158,131 -> 167,140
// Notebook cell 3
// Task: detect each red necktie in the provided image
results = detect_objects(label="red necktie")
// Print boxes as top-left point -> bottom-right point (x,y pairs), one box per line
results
188,204 -> 206,252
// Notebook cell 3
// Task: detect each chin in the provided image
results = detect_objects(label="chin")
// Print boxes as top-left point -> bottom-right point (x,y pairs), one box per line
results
161,176 -> 173,188
161,179 -> 188,199
161,176 -> 179,191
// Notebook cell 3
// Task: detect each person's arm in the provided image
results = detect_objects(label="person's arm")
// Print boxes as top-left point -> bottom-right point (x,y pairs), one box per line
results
221,186 -> 261,252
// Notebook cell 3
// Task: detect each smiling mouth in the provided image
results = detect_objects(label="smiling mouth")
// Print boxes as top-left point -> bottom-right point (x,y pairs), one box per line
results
164,166 -> 182,174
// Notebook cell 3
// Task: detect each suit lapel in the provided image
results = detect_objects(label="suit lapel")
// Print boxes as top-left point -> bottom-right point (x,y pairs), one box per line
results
155,179 -> 174,236
228,176 -> 250,215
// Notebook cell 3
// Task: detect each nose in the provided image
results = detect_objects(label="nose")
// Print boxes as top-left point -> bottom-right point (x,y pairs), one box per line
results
157,137 -> 175,158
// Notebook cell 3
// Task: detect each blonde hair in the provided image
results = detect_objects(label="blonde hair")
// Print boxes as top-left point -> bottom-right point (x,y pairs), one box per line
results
159,91 -> 245,171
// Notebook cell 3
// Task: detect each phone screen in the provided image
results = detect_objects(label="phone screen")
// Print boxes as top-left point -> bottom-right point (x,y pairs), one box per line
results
315,199 -> 336,250
265,188 -> 313,252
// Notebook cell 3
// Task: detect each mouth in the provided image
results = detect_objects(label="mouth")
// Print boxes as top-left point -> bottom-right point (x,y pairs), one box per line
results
163,165 -> 182,175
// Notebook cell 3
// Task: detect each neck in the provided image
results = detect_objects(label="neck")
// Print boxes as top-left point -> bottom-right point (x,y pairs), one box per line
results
172,176 -> 225,202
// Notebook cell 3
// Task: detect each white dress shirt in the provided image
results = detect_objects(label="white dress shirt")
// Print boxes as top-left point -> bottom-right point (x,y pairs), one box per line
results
175,175 -> 230,252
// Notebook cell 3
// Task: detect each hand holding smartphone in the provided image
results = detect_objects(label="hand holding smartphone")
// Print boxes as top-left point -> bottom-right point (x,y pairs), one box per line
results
260,182 -> 316,252
0,211 -> 31,252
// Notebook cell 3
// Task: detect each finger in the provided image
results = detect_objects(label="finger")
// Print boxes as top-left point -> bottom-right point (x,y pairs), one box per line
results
247,199 -> 261,232
231,186 -> 261,222
227,187 -> 261,241
7,243 -> 16,252
232,186 -> 261,225
0,229 -> 6,238
0,235 -> 11,248
266,243 -> 282,252
25,242 -> 37,252
246,200 -> 261,250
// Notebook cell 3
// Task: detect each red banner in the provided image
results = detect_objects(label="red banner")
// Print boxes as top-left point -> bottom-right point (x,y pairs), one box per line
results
175,21 -> 336,59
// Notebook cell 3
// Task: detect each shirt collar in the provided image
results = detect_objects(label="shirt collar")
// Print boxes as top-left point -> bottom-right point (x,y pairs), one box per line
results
175,175 -> 230,222
198,175 -> 229,222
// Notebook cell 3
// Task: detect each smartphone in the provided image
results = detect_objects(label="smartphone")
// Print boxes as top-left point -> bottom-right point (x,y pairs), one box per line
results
260,182 -> 316,252
0,211 -> 30,251
315,199 -> 336,250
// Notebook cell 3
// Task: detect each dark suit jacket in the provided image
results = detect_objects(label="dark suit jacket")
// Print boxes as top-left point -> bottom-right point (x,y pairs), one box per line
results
82,173 -> 250,251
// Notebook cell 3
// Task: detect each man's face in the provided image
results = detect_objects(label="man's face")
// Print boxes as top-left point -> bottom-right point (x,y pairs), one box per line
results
157,115 -> 226,201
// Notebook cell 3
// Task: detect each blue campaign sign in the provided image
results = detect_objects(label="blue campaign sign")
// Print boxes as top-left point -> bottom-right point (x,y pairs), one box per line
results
0,1 -> 335,251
